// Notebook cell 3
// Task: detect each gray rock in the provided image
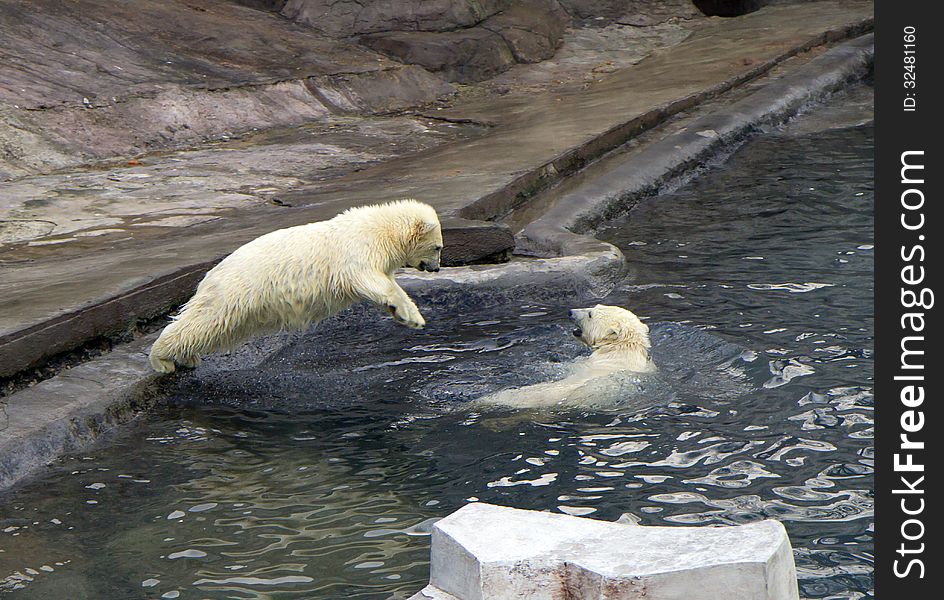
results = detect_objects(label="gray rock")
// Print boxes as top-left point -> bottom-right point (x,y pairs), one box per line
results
306,66 -> 455,114
557,0 -> 628,20
440,218 -> 515,266
281,0 -> 508,36
0,0 -> 459,171
482,0 -> 568,64
617,0 -> 703,26
410,503 -> 800,600
0,0 -> 389,111
361,28 -> 517,84
561,0 -> 702,25
281,1 -> 567,83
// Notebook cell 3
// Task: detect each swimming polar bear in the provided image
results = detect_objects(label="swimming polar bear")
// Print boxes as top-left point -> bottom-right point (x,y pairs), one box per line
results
477,305 -> 655,409
148,199 -> 443,373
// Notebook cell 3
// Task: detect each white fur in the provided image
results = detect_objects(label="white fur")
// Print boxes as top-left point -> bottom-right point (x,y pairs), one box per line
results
478,304 -> 655,409
149,199 -> 443,373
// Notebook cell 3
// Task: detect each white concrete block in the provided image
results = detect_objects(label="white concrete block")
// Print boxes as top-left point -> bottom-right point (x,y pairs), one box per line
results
409,503 -> 799,600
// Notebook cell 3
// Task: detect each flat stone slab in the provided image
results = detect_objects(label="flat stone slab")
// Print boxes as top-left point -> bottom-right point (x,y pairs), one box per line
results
410,503 -> 799,600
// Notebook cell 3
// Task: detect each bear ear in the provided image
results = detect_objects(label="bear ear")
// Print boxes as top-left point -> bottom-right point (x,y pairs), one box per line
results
411,219 -> 438,241
602,325 -> 623,343
603,322 -> 651,349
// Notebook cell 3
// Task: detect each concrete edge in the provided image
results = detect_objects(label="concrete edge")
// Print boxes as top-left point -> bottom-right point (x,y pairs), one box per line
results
399,245 -> 626,302
457,17 -> 874,223
0,260 -> 218,379
518,33 -> 874,258
0,335 -> 162,491
0,17 -> 873,379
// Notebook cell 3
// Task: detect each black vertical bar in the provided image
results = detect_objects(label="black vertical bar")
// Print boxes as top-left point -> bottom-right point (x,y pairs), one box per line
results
875,1 -> 939,596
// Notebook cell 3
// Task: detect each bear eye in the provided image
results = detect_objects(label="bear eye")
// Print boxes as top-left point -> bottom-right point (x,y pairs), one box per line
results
587,313 -> 592,319
434,245 -> 443,251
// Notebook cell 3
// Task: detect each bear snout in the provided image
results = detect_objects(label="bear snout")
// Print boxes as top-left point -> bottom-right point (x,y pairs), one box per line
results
573,327 -> 583,338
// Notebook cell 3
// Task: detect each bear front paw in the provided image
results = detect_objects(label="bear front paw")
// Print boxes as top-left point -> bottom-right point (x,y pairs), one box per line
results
387,304 -> 425,329
150,356 -> 177,374
404,312 -> 425,329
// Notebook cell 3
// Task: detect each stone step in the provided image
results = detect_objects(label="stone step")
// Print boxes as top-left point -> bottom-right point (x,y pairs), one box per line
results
409,503 -> 799,600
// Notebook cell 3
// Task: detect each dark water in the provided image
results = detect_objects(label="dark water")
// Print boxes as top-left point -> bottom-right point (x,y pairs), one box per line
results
0,120 -> 873,598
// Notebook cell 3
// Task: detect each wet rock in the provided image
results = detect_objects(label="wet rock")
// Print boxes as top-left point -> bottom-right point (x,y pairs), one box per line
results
557,0 -> 629,20
359,1 -> 568,83
561,0 -> 702,25
410,503 -> 799,600
281,0 -> 508,36
307,66 -> 455,114
440,218 -> 515,266
482,0 -> 568,64
361,28 -> 517,84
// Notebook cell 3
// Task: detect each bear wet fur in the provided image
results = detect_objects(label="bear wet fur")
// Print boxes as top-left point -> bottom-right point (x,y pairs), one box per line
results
148,199 -> 443,373
477,304 -> 656,409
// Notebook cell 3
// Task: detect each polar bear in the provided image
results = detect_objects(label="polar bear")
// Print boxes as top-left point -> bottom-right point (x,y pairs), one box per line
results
477,304 -> 655,409
148,199 -> 443,373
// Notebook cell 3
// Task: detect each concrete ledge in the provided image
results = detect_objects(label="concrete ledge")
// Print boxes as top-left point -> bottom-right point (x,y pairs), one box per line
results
519,34 -> 874,257
409,503 -> 799,600
0,335 -> 162,490
401,244 -> 625,302
0,260 -> 219,379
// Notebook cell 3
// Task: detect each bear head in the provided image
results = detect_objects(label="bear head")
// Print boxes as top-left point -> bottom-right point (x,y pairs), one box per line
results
403,204 -> 444,273
570,304 -> 651,355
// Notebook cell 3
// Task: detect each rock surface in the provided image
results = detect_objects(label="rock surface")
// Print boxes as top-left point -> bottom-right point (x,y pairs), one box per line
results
281,0 -> 508,36
361,28 -> 517,84
558,0 -> 628,20
359,0 -> 569,83
410,503 -> 799,600
440,219 -> 515,266
0,0 -> 455,174
562,0 -> 702,25
482,0 -> 570,64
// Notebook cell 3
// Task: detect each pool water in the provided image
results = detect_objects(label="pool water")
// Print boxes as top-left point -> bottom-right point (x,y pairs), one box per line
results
1,107 -> 873,597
